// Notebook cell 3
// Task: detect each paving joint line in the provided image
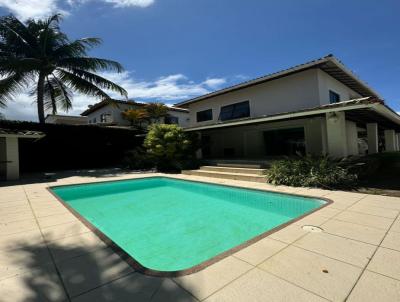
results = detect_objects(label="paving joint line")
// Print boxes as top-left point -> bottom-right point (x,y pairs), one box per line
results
22,185 -> 72,302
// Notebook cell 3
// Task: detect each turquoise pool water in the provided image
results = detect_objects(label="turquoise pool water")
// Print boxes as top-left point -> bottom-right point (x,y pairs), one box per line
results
51,177 -> 326,272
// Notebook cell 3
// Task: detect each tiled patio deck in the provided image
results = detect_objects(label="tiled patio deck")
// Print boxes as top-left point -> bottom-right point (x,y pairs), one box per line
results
1,171 -> 400,301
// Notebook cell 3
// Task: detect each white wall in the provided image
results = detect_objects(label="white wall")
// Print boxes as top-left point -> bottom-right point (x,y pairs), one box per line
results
85,103 -> 189,128
317,69 -> 361,105
187,69 -> 320,127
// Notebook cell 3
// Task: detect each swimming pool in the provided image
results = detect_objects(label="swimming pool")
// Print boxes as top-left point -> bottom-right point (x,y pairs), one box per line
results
50,177 -> 328,276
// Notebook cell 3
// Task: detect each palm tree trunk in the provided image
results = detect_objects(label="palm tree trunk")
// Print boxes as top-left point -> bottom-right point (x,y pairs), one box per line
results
37,73 -> 45,123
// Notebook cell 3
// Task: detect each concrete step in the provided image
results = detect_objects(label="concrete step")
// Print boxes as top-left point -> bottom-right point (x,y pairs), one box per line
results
200,166 -> 266,175
216,163 -> 263,169
182,169 -> 266,183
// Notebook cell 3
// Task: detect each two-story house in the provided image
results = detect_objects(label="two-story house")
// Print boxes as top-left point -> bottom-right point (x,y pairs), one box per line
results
81,99 -> 189,128
175,55 -> 400,159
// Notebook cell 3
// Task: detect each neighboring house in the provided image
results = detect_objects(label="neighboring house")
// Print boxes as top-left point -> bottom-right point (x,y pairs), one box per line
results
81,99 -> 190,128
175,55 -> 400,159
45,114 -> 88,125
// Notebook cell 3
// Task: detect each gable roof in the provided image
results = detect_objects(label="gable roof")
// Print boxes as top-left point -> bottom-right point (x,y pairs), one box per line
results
81,99 -> 188,116
175,55 -> 380,107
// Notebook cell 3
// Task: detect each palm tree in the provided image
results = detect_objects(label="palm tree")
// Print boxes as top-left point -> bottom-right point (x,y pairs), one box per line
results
145,102 -> 169,123
0,14 -> 127,123
121,108 -> 149,129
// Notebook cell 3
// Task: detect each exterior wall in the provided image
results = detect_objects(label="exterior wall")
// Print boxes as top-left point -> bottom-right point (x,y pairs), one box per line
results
317,69 -> 361,105
201,117 -> 325,158
85,103 -> 189,128
5,137 -> 19,180
188,69 -> 320,127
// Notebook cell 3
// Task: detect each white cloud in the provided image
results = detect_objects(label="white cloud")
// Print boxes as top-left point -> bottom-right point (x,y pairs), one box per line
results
103,0 -> 154,8
1,72 -> 228,121
0,0 -> 64,20
0,0 -> 154,20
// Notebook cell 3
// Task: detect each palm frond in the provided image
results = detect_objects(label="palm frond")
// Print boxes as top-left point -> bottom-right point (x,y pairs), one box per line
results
58,57 -> 124,72
58,67 -> 127,97
55,68 -> 112,100
0,72 -> 31,107
52,38 -> 102,58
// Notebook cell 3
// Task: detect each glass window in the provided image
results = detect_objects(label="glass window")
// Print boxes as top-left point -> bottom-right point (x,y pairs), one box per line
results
329,90 -> 341,103
100,113 -> 111,123
196,109 -> 213,122
165,116 -> 179,124
219,101 -> 250,121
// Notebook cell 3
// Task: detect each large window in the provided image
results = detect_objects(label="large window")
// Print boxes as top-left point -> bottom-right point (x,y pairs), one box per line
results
219,101 -> 250,121
100,113 -> 112,123
263,128 -> 305,156
165,115 -> 179,124
196,109 -> 213,122
329,90 -> 341,104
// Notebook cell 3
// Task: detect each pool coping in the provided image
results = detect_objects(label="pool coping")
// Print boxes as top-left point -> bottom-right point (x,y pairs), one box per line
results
47,175 -> 334,277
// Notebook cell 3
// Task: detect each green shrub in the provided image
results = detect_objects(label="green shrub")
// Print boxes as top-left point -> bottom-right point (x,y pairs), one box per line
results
265,156 -> 357,189
122,148 -> 154,170
143,124 -> 199,172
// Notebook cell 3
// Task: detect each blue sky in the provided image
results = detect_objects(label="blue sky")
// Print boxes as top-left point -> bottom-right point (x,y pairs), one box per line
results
0,0 -> 399,120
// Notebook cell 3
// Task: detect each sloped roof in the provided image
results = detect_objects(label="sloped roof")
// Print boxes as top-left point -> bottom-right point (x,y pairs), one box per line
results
0,128 -> 45,137
81,99 -> 188,116
175,55 -> 380,107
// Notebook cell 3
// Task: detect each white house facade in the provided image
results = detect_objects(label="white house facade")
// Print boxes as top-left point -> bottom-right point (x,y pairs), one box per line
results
175,55 -> 400,159
81,99 -> 190,128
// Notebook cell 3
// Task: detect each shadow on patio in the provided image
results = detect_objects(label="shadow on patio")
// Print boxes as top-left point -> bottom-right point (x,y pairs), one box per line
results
2,238 -> 196,302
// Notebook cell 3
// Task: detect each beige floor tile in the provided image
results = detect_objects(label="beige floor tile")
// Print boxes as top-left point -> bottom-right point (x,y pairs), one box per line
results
0,244 -> 52,280
57,247 -> 134,297
204,268 -> 328,302
334,210 -> 394,230
0,218 -> 39,236
173,256 -> 252,300
152,279 -> 198,302
348,203 -> 399,218
314,206 -> 341,218
48,232 -> 107,262
2,210 -> 35,224
322,219 -> 386,245
382,232 -> 400,251
0,229 -> 44,251
0,265 -> 67,302
0,200 -> 29,209
259,246 -> 362,301
347,271 -> 400,302
234,238 -> 287,266
359,195 -> 400,210
71,273 -> 163,302
293,213 -> 330,227
390,217 -> 400,233
41,221 -> 91,242
294,232 -> 376,267
33,205 -> 70,218
37,212 -> 78,228
0,204 -> 32,215
368,247 -> 400,280
268,224 -> 308,244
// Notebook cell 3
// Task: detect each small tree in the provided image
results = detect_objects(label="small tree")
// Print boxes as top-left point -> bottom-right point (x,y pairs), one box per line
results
121,108 -> 148,129
145,102 -> 169,123
144,124 -> 198,171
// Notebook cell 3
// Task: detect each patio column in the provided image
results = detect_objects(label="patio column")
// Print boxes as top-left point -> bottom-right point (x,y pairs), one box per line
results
195,132 -> 203,159
384,129 -> 396,152
396,133 -> 400,151
5,137 -> 20,180
367,123 -> 379,154
346,121 -> 359,156
326,112 -> 348,158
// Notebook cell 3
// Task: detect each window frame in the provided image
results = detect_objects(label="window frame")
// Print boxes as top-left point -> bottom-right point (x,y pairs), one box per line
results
196,109 -> 213,122
218,100 -> 250,121
329,90 -> 341,104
